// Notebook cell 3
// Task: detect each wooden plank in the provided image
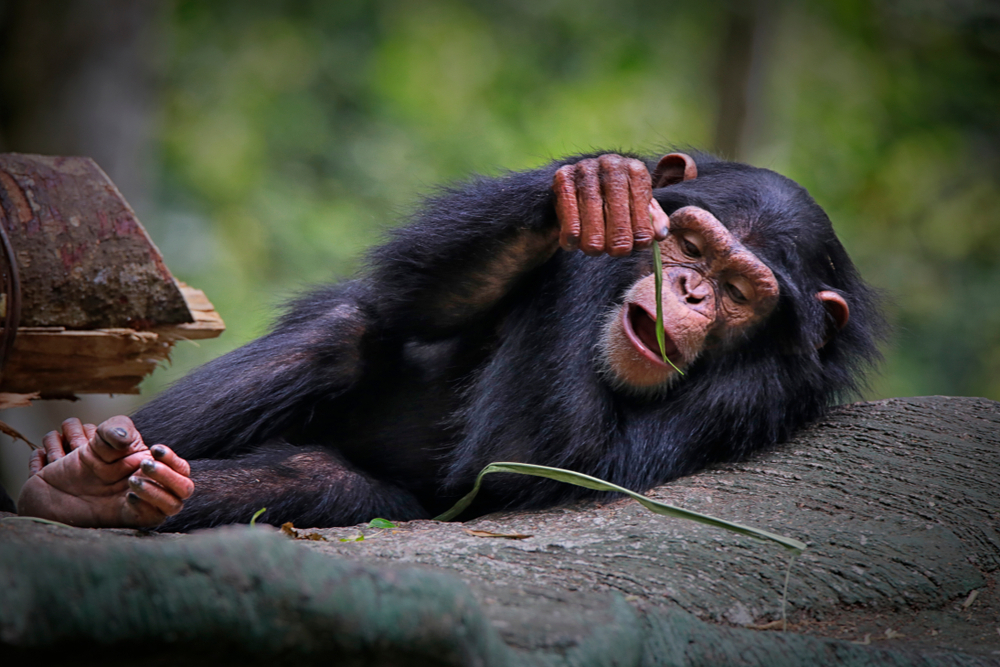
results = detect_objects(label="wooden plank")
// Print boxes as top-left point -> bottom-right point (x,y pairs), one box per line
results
0,281 -> 224,397
153,283 -> 226,341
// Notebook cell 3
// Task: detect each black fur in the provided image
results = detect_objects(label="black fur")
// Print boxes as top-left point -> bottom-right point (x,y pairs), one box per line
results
134,152 -> 885,531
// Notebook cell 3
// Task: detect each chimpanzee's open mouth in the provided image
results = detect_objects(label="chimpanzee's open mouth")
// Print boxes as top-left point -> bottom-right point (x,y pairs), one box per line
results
622,302 -> 681,369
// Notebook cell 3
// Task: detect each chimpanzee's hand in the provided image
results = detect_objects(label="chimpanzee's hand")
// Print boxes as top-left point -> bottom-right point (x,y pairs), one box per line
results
17,416 -> 193,528
552,154 -> 670,257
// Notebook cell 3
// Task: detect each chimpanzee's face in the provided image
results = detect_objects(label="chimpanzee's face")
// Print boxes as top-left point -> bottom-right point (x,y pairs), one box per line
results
599,205 -> 779,395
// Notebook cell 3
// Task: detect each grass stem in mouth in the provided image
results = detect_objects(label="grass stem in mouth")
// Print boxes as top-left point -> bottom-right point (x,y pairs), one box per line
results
652,242 -> 685,375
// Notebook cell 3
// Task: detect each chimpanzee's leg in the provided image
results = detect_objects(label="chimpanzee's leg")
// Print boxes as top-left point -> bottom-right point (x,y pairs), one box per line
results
157,442 -> 429,531
133,283 -> 375,461
122,281 -> 440,531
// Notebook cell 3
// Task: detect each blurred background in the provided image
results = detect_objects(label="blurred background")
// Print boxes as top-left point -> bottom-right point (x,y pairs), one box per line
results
1,0 -> 998,499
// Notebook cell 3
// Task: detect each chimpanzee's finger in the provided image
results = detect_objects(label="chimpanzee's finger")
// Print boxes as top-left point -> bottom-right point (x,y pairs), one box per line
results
42,429 -> 68,464
92,416 -> 145,463
129,475 -> 184,516
553,165 -> 582,251
124,491 -> 168,527
151,444 -> 192,477
140,456 -> 194,500
60,418 -> 91,453
628,161 -> 656,246
79,448 -> 151,484
601,155 -> 633,257
75,423 -> 98,450
650,199 -> 670,240
63,422 -> 97,452
29,449 -> 45,476
96,416 -> 138,450
576,160 -> 605,255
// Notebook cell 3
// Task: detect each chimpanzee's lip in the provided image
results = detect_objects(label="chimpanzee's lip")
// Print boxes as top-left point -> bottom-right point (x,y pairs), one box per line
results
622,302 -> 682,370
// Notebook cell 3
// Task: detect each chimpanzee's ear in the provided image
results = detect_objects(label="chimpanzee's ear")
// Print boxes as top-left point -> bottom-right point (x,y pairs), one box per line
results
816,290 -> 850,348
652,153 -> 698,187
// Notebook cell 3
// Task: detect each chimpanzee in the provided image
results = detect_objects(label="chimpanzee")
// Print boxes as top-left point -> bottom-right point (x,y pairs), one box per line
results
17,151 -> 884,531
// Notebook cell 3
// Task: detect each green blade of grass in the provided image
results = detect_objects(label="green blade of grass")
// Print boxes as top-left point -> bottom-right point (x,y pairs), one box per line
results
652,241 -> 684,375
434,461 -> 805,553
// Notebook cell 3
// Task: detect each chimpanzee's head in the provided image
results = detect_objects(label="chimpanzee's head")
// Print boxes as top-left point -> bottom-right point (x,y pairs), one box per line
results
599,152 -> 883,403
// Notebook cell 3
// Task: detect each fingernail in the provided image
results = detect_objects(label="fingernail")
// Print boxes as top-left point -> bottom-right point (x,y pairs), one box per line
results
129,476 -> 143,489
127,492 -> 141,505
112,427 -> 128,439
141,459 -> 157,474
151,445 -> 167,459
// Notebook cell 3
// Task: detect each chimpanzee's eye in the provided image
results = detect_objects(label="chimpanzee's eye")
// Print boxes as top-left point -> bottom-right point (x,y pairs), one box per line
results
726,282 -> 748,304
680,235 -> 702,258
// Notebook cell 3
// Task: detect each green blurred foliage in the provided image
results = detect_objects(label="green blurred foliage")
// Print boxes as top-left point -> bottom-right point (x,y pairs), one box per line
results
141,0 -> 1000,401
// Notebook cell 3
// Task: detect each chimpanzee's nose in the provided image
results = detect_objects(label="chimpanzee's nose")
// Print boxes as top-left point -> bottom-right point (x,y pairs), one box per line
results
679,271 -> 711,305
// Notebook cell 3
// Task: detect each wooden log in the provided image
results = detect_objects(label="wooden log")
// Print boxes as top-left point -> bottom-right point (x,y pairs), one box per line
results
0,152 -> 226,397
0,153 -> 191,329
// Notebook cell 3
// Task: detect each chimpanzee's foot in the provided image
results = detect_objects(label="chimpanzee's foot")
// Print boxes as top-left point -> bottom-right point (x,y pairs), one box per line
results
16,416 -> 193,528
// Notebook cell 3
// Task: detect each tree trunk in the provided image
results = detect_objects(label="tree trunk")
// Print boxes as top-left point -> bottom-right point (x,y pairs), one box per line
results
1,397 -> 998,665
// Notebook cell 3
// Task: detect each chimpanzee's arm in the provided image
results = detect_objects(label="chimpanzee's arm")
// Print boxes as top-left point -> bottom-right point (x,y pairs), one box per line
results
368,165 -> 562,338
368,153 -> 660,338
